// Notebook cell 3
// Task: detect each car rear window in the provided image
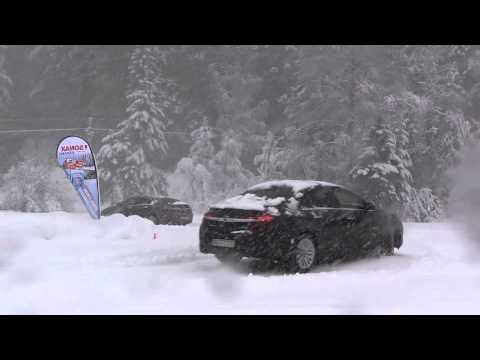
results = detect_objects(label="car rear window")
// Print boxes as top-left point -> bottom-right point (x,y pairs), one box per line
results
242,186 -> 294,200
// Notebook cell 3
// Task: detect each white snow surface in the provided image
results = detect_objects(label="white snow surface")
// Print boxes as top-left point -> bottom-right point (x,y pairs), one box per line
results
2,211 -> 480,314
247,180 -> 340,193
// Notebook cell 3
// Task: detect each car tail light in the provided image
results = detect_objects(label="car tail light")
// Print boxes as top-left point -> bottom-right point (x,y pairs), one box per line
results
256,214 -> 274,223
204,211 -> 215,219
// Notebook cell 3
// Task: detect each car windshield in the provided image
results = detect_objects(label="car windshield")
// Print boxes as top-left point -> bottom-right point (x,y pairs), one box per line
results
242,186 -> 294,200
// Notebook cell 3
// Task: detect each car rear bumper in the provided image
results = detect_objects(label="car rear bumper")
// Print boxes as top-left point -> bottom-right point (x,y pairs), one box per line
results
171,212 -> 193,224
199,219 -> 288,259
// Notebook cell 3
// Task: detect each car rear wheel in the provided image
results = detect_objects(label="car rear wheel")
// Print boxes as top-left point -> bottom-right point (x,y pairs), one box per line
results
147,215 -> 158,225
286,235 -> 317,274
215,252 -> 243,266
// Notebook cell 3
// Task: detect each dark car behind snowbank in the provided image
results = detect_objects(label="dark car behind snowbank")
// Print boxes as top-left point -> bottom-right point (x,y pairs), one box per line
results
200,180 -> 403,273
102,196 -> 193,225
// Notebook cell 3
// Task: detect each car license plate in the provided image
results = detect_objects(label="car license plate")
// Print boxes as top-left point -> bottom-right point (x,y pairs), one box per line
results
211,239 -> 235,248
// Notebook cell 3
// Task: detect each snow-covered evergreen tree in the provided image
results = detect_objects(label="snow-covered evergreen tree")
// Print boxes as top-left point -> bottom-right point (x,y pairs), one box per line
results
97,46 -> 171,204
0,45 -> 12,110
0,45 -> 477,222
0,139 -> 83,212
254,131 -> 284,180
170,125 -> 256,211
350,117 -> 414,218
189,124 -> 215,166
405,187 -> 443,222
401,45 -> 472,201
168,124 -> 215,211
209,130 -> 256,200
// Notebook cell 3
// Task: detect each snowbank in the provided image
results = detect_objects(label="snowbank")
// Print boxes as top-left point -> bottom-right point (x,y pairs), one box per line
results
1,211 -> 480,314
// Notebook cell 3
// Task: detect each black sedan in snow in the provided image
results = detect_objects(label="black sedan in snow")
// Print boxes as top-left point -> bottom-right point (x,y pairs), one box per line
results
102,196 -> 193,225
199,180 -> 403,273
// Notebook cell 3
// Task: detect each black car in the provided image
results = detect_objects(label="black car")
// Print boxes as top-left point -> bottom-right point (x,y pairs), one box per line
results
199,180 -> 403,273
102,196 -> 193,225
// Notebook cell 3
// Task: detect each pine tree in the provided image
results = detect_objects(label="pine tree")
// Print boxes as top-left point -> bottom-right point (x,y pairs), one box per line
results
279,45 -> 392,183
254,131 -> 284,180
405,187 -> 443,222
1,45 -> 478,222
168,124 -> 215,211
401,46 -> 471,192
0,139 -> 82,212
209,130 -> 255,199
350,117 -> 414,218
189,123 -> 215,166
97,46 -> 171,203
0,45 -> 12,111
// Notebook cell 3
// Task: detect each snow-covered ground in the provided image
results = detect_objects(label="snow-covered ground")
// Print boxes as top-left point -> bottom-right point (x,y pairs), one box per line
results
1,211 -> 480,314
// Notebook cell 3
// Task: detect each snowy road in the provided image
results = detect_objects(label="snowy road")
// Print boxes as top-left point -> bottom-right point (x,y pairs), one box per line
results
1,211 -> 480,314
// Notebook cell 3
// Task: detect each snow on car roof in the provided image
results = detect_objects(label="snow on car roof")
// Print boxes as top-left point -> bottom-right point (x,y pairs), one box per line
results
247,180 -> 341,193
212,194 -> 285,212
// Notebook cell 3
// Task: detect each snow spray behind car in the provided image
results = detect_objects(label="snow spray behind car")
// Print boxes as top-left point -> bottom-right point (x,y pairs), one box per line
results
56,136 -> 101,219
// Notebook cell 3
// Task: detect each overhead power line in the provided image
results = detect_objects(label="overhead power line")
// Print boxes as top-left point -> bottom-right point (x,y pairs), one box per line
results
0,127 -> 192,135
0,127 -> 112,134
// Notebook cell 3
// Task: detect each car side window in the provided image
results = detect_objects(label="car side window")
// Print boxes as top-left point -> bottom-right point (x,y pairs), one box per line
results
301,187 -> 339,208
334,189 -> 365,209
134,197 -> 151,204
123,199 -> 136,206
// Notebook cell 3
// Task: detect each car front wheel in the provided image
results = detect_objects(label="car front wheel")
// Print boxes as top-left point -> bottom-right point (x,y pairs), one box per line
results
286,235 -> 317,274
382,233 -> 394,256
394,230 -> 403,249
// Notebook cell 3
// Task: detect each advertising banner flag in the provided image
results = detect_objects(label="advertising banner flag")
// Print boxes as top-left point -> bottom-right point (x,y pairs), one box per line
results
56,136 -> 101,219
